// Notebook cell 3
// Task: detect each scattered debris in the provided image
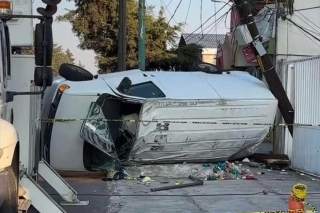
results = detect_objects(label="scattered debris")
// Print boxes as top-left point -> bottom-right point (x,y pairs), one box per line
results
176,179 -> 184,185
151,176 -> 203,192
142,177 -> 152,183
263,189 -> 269,195
248,162 -> 260,168
280,172 -> 288,175
242,158 -> 250,163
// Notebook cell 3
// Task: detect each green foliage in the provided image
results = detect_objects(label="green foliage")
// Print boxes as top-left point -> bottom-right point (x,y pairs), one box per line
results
56,0 -> 199,73
22,43 -> 75,76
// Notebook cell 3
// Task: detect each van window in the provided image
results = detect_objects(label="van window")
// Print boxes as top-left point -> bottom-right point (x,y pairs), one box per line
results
126,81 -> 165,98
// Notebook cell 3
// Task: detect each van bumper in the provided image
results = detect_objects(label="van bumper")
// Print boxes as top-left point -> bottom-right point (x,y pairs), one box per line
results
0,171 -> 8,207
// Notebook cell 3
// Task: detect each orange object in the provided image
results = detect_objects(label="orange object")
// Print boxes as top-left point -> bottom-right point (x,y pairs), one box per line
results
288,194 -> 304,212
0,1 -> 11,9
288,183 -> 307,212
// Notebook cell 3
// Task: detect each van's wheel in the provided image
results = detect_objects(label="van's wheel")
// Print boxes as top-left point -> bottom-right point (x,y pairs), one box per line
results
192,62 -> 222,74
58,63 -> 94,81
0,147 -> 19,213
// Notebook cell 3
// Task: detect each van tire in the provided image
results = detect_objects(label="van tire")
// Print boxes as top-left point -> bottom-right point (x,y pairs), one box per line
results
0,147 -> 19,213
192,62 -> 222,74
59,63 -> 94,81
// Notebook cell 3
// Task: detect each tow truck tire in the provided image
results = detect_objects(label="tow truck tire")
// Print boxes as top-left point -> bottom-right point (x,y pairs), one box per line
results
59,63 -> 94,81
0,147 -> 19,213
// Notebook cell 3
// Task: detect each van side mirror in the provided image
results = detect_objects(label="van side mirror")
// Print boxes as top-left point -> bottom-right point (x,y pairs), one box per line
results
34,67 -> 53,87
117,77 -> 132,94
35,22 -> 53,66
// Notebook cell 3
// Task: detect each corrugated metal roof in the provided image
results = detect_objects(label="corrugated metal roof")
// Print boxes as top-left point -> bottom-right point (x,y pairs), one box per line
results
181,33 -> 226,48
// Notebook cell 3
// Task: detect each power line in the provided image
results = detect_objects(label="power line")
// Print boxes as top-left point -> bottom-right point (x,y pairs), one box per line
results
182,0 -> 192,32
166,0 -> 183,26
284,17 -> 320,43
200,0 -> 203,36
160,0 -> 181,26
184,1 -> 230,41
205,10 -> 230,34
294,6 -> 320,12
164,0 -> 173,11
293,10 -> 320,34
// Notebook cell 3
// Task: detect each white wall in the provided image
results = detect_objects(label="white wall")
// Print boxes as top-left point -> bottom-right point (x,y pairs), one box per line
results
277,56 -> 320,176
276,0 -> 320,61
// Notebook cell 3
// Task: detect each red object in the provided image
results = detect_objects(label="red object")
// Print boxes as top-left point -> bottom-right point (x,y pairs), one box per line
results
288,195 -> 304,212
216,44 -> 224,69
242,46 -> 256,62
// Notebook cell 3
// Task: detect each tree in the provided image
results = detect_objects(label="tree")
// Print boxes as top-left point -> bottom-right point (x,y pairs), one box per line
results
77,60 -> 85,68
22,43 -> 76,75
57,0 -> 183,73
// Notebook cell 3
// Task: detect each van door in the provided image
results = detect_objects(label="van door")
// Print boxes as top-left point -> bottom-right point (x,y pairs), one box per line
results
80,101 -> 117,159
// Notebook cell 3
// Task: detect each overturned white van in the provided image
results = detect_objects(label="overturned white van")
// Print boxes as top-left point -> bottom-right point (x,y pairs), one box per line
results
41,65 -> 277,172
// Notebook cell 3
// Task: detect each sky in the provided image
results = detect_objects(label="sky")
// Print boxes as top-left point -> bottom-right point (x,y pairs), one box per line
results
32,0 -> 231,74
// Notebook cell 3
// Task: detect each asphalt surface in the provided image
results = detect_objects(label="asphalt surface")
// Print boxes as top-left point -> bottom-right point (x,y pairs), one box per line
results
39,166 -> 320,213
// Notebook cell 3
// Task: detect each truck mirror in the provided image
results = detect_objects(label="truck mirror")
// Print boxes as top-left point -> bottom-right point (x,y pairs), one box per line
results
35,22 -> 53,67
34,67 -> 53,87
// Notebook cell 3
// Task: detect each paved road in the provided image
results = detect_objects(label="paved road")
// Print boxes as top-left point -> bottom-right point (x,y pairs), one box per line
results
40,167 -> 320,213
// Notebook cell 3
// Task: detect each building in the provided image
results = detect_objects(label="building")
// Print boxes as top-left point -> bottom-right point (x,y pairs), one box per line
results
179,33 -> 225,65
225,0 -> 320,176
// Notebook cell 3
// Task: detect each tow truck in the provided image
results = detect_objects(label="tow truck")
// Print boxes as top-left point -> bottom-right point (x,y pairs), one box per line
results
0,0 -> 88,212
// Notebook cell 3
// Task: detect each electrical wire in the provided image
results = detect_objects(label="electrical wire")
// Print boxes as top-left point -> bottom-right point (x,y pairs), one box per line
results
205,10 -> 230,34
293,10 -> 320,34
285,17 -> 320,43
165,0 -> 183,27
164,0 -> 174,11
160,0 -> 182,26
182,0 -> 192,32
294,6 -> 320,12
183,1 -> 230,41
213,0 -> 218,43
200,0 -> 203,37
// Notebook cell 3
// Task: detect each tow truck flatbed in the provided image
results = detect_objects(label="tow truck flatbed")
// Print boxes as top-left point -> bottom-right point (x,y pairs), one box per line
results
39,165 -> 320,213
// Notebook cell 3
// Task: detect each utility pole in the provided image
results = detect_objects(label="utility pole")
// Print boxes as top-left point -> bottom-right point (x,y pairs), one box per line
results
118,0 -> 127,71
138,0 -> 146,71
233,0 -> 294,136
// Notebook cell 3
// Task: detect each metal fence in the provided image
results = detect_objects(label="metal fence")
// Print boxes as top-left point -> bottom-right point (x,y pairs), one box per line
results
276,56 -> 320,176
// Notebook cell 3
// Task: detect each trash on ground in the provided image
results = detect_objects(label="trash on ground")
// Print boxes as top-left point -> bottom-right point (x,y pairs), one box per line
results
151,176 -> 203,192
176,179 -> 184,185
280,172 -> 288,175
142,176 -> 152,183
256,172 -> 265,175
263,189 -> 269,195
248,162 -> 260,168
242,158 -> 250,163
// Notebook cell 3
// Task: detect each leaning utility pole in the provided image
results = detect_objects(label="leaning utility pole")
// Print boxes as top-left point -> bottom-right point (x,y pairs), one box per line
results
233,0 -> 294,136
118,0 -> 127,71
138,0 -> 146,71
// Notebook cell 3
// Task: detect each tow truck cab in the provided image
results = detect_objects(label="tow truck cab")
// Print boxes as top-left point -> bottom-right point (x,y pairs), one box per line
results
0,16 -> 20,210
